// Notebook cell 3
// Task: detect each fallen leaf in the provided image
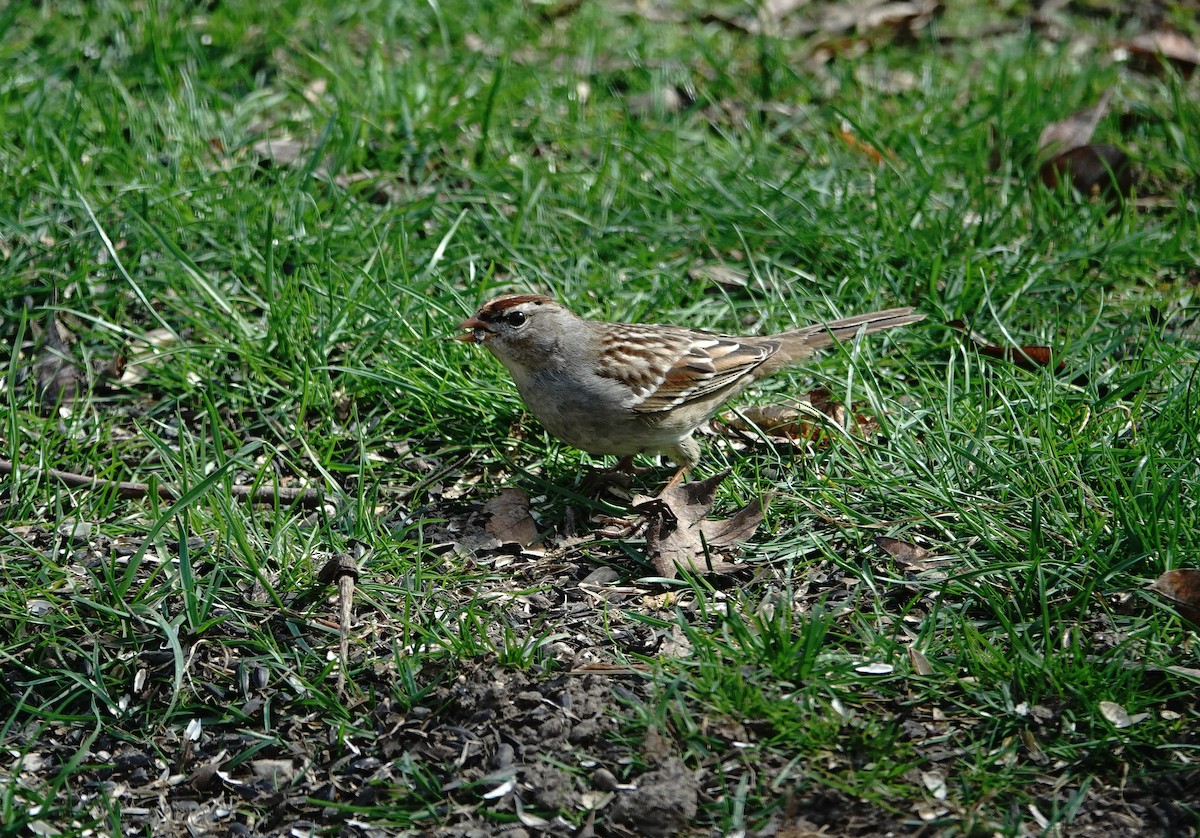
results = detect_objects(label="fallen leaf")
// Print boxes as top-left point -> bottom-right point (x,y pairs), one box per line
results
1041,144 -> 1133,201
723,404 -> 809,438
249,758 -> 297,788
947,320 -> 1066,373
1123,30 -> 1200,78
855,63 -> 919,95
1037,89 -> 1113,159
876,536 -> 933,570
855,662 -> 894,675
1036,90 -> 1133,201
484,488 -> 539,547
252,136 -> 311,168
719,388 -> 881,446
700,0 -> 938,41
94,349 -> 127,387
1148,569 -> 1200,628
908,646 -> 933,676
1098,700 -> 1132,729
836,124 -> 892,166
623,84 -> 695,118
817,0 -> 941,39
921,769 -> 947,800
1021,728 -> 1049,765
482,776 -> 516,799
688,263 -> 753,290
633,471 -> 764,577
34,312 -> 83,413
758,0 -> 807,30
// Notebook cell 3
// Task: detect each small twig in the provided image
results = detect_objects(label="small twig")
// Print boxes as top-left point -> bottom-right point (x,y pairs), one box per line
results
314,551 -> 363,695
0,459 -> 325,508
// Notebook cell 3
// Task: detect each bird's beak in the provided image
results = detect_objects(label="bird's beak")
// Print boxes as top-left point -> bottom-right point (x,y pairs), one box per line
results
456,316 -> 494,343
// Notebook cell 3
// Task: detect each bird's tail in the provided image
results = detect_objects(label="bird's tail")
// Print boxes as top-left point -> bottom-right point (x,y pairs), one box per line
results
779,307 -> 924,360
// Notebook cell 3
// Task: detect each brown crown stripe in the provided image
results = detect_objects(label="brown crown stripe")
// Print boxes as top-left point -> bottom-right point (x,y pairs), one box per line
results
479,294 -> 555,320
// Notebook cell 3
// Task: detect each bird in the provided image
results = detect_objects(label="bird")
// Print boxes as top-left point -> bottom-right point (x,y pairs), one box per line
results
457,293 -> 923,486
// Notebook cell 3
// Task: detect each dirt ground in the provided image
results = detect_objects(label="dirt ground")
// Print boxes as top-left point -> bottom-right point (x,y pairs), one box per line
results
5,516 -> 1198,837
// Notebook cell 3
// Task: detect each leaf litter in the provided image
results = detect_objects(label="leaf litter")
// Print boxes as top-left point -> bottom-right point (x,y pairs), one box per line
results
632,470 -> 766,578
6,445 -> 1200,836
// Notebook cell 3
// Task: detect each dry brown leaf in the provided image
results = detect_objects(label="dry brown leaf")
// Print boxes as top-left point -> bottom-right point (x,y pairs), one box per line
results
817,0 -> 940,39
1041,144 -> 1133,200
687,263 -> 752,290
907,646 -> 934,676
700,0 -> 937,40
720,388 -> 880,448
876,536 -> 933,570
35,312 -> 82,413
836,125 -> 892,166
1123,30 -> 1200,78
252,136 -> 311,168
723,404 -> 808,438
1037,90 -> 1113,159
761,0 -> 808,22
947,320 -> 1067,374
1021,728 -> 1049,765
1148,569 -> 1200,628
95,349 -> 127,387
1036,90 -> 1133,201
633,471 -> 764,578
484,488 -> 539,547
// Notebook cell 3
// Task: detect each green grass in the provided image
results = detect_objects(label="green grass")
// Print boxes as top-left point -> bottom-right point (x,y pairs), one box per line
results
2,1 -> 1199,835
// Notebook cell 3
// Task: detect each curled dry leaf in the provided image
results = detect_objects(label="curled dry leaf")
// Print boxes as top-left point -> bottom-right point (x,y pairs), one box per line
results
719,388 -> 881,447
95,349 -> 127,387
1036,89 -> 1133,201
1037,89 -> 1113,159
1123,30 -> 1200,78
1148,569 -> 1200,628
252,136 -> 312,168
484,488 -> 540,548
1021,728 -> 1049,765
633,471 -> 765,578
701,0 -> 938,41
724,404 -> 809,438
947,320 -> 1066,373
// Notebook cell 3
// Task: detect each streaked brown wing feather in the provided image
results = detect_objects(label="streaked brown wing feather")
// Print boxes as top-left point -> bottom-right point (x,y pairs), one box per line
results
596,324 -> 780,414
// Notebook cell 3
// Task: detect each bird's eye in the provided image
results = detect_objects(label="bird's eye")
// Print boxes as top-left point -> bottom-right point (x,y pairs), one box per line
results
506,310 -> 527,327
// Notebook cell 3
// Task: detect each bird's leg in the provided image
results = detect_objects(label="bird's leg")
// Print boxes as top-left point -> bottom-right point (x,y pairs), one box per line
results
660,465 -> 688,493
658,439 -> 700,494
